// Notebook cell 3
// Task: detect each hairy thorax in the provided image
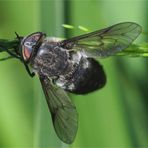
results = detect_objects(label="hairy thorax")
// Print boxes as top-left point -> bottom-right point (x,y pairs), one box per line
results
31,39 -> 79,78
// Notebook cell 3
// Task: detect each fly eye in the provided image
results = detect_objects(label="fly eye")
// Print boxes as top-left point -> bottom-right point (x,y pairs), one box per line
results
25,42 -> 34,46
22,41 -> 33,61
21,32 -> 46,62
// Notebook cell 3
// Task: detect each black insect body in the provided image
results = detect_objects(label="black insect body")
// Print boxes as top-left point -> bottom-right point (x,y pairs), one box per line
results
31,38 -> 106,94
13,22 -> 142,144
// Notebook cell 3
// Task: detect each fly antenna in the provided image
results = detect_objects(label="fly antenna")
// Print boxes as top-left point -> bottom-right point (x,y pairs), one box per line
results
15,32 -> 23,41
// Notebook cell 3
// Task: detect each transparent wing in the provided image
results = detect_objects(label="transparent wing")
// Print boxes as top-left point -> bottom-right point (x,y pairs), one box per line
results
60,22 -> 142,58
39,75 -> 78,144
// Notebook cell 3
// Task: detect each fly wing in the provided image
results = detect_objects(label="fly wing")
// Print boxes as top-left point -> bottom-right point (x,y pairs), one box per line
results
60,22 -> 142,58
39,75 -> 78,144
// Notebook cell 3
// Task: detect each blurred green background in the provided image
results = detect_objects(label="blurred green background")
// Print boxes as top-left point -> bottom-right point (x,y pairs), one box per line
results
0,0 -> 147,147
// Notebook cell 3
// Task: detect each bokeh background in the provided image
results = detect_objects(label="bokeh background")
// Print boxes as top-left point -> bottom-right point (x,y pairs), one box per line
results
0,0 -> 147,147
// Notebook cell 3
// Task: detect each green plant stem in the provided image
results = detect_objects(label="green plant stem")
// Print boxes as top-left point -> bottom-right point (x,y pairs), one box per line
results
115,44 -> 148,57
0,39 -> 20,52
0,38 -> 148,58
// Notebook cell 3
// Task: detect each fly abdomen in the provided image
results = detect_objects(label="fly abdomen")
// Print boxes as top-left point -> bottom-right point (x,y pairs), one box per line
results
56,58 -> 106,94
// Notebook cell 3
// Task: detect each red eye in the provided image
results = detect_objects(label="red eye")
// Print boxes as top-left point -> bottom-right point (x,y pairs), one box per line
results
21,32 -> 44,61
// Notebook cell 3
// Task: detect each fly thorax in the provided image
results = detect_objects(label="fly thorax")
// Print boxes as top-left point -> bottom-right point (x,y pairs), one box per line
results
31,43 -> 71,77
55,51 -> 84,88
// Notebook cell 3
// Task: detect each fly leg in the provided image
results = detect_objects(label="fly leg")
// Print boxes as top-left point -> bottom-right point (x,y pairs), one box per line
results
23,63 -> 35,77
24,64 -> 35,77
6,49 -> 21,59
0,56 -> 13,61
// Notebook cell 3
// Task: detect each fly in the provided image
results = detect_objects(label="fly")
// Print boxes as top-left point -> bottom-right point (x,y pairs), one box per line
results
0,22 -> 142,144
